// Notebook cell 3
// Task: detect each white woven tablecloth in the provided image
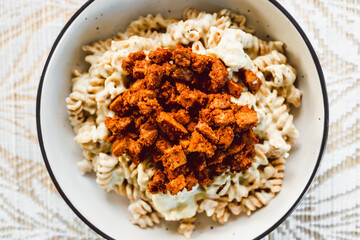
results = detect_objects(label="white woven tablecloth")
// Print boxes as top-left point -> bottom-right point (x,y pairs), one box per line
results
0,0 -> 359,239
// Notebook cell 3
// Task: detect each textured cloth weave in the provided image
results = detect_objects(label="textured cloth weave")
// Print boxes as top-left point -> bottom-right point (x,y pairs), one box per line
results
0,0 -> 359,239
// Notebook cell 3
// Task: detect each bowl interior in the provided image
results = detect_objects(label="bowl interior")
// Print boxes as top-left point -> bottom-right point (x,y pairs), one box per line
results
38,0 -> 327,239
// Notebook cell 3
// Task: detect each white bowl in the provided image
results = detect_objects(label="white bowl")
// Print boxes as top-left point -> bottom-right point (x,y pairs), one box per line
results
36,0 -> 329,239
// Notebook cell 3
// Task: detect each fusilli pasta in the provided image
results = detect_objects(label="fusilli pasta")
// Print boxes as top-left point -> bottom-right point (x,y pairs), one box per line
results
66,8 -> 301,238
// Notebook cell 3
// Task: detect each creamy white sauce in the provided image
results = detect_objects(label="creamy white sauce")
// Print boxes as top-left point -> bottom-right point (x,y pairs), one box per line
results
207,32 -> 252,71
152,185 -> 203,221
231,92 -> 256,108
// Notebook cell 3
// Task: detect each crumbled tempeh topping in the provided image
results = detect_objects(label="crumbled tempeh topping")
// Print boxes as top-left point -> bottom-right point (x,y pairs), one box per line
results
105,45 -> 261,195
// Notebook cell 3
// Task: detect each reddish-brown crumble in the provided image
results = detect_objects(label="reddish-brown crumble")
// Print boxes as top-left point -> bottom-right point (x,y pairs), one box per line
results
105,45 -> 262,195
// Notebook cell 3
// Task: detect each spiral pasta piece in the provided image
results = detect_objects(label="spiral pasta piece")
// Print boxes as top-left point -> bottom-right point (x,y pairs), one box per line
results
125,13 -> 175,37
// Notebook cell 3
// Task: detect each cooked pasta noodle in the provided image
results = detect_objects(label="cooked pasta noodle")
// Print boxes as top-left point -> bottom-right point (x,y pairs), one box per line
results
125,13 -> 171,36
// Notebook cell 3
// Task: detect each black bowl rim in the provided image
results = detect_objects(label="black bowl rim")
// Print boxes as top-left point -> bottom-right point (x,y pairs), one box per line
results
36,0 -> 329,239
